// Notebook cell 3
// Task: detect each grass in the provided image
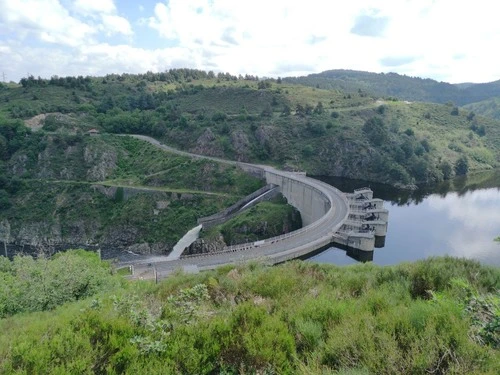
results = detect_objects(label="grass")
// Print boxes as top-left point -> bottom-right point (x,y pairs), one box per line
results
0,256 -> 498,374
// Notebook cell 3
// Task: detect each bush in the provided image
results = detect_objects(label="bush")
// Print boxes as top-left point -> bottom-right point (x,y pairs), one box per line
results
0,189 -> 11,209
0,250 -> 118,317
363,117 -> 388,146
455,155 -> 469,176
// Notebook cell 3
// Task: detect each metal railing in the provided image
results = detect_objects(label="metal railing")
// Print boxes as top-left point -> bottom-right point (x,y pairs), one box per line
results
181,171 -> 349,259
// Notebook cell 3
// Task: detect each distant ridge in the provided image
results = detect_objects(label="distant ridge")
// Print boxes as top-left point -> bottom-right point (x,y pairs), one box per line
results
284,69 -> 500,106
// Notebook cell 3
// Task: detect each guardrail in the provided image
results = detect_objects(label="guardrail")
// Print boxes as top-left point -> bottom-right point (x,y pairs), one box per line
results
354,187 -> 371,193
181,170 -> 349,260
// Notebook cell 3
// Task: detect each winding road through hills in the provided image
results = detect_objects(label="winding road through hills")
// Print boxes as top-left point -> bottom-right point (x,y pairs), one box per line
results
124,135 -> 350,280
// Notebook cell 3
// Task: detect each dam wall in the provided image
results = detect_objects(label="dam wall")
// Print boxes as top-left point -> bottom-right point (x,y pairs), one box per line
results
264,171 -> 331,226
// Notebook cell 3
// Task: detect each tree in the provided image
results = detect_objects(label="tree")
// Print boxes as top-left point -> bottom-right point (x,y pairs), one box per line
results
363,116 -> 388,146
302,144 -> 314,157
260,104 -> 273,118
304,104 -> 314,115
281,105 -> 291,117
377,105 -> 386,114
450,106 -> 459,116
295,104 -> 305,117
314,101 -> 324,114
0,189 -> 10,209
454,155 -> 469,176
440,161 -> 453,180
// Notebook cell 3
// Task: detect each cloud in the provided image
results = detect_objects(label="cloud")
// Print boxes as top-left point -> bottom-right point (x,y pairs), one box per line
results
308,35 -> 327,45
73,0 -> 116,15
379,56 -> 419,67
0,0 -> 96,47
3,0 -> 500,83
220,28 -> 239,46
425,189 -> 500,263
100,15 -> 133,36
350,13 -> 389,37
427,190 -> 500,230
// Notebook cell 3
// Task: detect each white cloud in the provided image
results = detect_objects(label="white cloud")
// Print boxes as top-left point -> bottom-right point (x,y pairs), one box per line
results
73,0 -> 116,15
0,0 -> 96,47
100,15 -> 133,36
2,0 -> 500,82
426,189 -> 500,262
144,0 -> 500,82
427,190 -> 500,230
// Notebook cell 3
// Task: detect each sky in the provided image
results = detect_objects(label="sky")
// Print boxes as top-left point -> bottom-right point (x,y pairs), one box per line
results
1,0 -> 500,84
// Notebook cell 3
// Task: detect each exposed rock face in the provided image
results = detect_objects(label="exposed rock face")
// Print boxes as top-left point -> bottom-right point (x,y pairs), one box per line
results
190,128 -> 224,157
10,154 -> 28,176
255,125 -> 274,145
230,130 -> 250,161
84,145 -> 117,181
0,218 -> 175,259
316,140 -> 377,179
185,235 -> 226,256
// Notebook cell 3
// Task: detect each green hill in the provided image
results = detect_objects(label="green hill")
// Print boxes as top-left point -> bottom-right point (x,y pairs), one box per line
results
2,70 -> 499,188
283,69 -> 500,106
464,97 -> 500,120
0,122 -> 265,257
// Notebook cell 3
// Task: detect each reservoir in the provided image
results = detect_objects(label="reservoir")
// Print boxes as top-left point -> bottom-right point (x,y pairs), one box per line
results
310,170 -> 500,267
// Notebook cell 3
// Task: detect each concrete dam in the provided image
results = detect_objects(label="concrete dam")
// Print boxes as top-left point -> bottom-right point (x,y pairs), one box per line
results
126,135 -> 388,280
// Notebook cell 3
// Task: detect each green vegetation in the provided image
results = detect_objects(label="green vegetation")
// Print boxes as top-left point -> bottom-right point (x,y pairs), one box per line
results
0,250 -> 119,317
284,69 -> 500,106
3,69 -> 500,188
465,97 -> 500,121
1,181 -> 242,248
0,256 -> 498,373
0,122 -> 265,253
2,68 -> 500,256
202,196 -> 302,245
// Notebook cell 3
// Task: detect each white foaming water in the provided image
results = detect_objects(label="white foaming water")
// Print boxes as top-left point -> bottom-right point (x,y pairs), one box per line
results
166,224 -> 203,260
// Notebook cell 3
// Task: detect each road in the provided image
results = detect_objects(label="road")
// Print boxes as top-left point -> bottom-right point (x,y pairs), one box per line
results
124,135 -> 349,279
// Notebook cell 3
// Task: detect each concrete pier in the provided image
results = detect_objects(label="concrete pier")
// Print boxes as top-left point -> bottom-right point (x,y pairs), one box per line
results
333,188 -> 389,251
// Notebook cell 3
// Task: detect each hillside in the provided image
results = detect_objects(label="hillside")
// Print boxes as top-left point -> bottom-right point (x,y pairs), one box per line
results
0,121 -> 268,257
0,253 -> 498,373
1,71 -> 500,189
283,69 -> 500,106
464,97 -> 500,120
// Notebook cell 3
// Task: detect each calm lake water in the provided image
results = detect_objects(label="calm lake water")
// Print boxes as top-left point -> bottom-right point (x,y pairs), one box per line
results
309,171 -> 500,267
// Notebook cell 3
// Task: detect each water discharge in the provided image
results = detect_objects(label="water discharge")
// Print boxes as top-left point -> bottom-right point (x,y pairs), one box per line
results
166,224 -> 202,261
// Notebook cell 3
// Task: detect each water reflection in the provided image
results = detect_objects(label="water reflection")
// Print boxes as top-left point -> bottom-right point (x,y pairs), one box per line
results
315,170 -> 500,207
309,170 -> 500,267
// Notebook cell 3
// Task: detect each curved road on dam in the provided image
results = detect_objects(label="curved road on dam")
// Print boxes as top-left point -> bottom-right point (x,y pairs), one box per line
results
126,135 -> 349,279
